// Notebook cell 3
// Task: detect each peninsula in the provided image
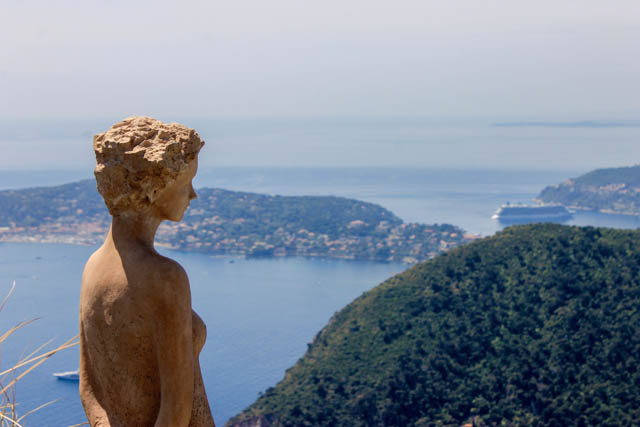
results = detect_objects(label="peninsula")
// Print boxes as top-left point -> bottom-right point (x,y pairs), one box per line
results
0,180 -> 475,263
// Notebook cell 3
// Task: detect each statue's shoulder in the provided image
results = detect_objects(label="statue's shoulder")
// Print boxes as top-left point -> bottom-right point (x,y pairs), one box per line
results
150,254 -> 188,281
147,254 -> 191,302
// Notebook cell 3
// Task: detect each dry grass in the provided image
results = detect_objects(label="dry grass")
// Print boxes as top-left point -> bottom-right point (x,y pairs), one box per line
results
0,282 -> 80,427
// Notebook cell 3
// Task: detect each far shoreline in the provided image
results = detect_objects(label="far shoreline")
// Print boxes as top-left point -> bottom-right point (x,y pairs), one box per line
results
0,234 -> 435,265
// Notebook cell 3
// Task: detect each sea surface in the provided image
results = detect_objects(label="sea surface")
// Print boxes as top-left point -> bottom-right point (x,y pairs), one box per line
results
3,117 -> 640,172
0,243 -> 405,426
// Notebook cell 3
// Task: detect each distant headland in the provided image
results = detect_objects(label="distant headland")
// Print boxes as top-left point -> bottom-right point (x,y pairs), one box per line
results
537,165 -> 640,215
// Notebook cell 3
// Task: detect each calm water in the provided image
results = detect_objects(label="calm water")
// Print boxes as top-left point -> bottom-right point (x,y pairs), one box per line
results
0,243 -> 404,426
4,118 -> 640,171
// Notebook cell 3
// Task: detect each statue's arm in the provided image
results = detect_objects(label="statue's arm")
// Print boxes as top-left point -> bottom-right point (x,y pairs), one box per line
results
153,263 -> 194,427
79,344 -> 110,426
79,262 -> 111,427
79,386 -> 110,426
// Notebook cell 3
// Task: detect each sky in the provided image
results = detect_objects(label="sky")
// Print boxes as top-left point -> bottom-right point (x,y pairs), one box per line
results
1,1 -> 639,169
2,0 -> 639,120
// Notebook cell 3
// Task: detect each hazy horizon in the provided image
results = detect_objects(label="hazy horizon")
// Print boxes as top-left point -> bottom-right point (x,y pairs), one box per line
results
1,116 -> 639,172
2,2 -> 639,170
2,1 -> 639,119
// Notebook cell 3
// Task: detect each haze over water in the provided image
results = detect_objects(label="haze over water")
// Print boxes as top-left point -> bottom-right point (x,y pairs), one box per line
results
1,118 -> 639,172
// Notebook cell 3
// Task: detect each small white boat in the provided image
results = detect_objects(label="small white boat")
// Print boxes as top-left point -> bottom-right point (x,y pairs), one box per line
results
53,370 -> 79,381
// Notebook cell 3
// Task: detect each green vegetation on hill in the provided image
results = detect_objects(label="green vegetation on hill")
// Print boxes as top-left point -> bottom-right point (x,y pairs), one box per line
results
228,224 -> 640,426
538,165 -> 640,215
0,181 -> 470,263
0,180 -> 106,227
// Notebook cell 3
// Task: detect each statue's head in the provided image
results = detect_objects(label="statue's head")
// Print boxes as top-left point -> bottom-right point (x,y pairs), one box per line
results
94,116 -> 205,217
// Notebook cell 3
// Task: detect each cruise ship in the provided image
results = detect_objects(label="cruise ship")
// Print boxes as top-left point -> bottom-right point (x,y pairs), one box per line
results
492,203 -> 573,223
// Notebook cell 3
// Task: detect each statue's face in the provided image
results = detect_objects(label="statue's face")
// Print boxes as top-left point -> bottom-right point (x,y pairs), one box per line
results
153,158 -> 198,222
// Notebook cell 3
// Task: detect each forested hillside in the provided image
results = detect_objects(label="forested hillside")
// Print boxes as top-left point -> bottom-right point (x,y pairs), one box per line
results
229,224 -> 640,426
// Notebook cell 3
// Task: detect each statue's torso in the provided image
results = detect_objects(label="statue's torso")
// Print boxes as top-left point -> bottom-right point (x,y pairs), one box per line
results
79,246 -> 214,426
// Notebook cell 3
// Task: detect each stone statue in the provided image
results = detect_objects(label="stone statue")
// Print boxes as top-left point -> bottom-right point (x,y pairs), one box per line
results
79,116 -> 215,426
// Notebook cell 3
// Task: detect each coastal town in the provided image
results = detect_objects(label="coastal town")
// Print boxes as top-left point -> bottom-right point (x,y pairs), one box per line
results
161,217 -> 472,263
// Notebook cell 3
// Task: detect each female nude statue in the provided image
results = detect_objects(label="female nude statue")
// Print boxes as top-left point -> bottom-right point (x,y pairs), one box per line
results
79,116 -> 214,426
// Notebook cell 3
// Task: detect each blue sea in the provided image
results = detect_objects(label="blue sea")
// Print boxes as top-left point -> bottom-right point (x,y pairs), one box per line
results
0,243 -> 405,426
1,119 -> 640,426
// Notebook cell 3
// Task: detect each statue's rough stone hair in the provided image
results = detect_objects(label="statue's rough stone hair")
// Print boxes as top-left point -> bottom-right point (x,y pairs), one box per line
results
94,116 -> 204,215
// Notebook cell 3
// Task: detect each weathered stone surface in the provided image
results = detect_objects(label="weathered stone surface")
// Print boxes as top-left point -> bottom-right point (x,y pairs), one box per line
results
94,116 -> 204,216
80,117 -> 214,426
